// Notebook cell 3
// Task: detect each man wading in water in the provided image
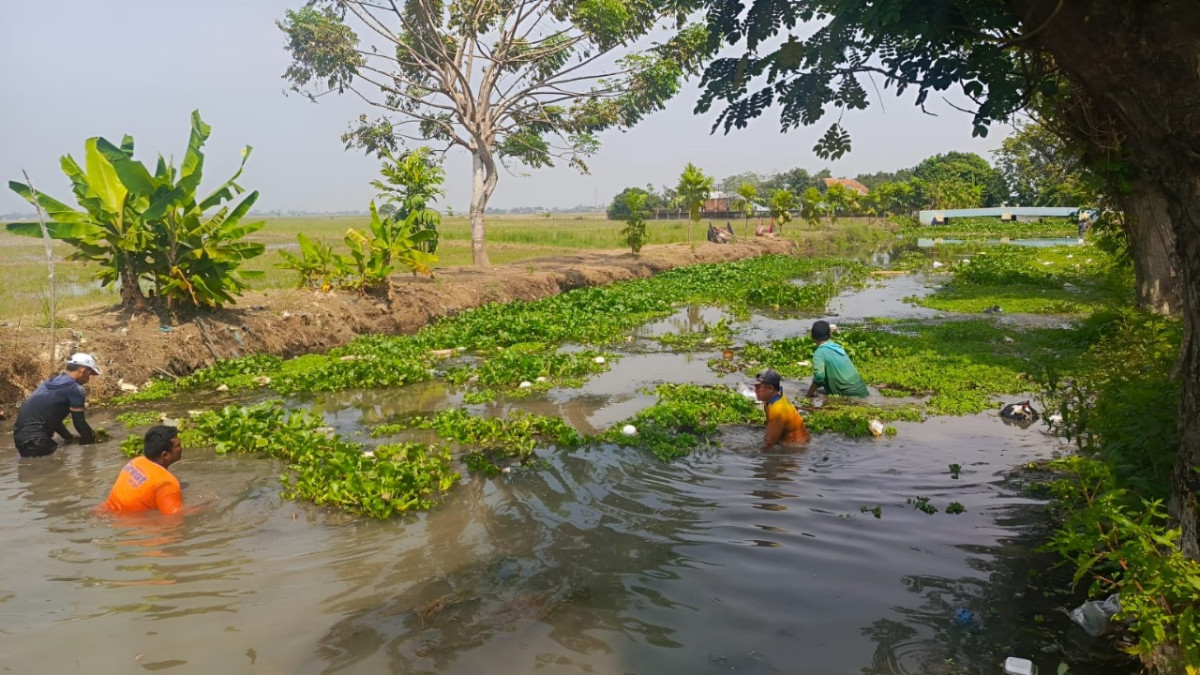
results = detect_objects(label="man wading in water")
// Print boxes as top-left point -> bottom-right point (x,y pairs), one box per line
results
805,321 -> 869,398
102,425 -> 185,515
754,369 -> 810,449
12,353 -> 101,458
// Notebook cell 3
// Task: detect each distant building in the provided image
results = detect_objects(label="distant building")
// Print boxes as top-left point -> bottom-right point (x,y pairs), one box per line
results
824,178 -> 869,195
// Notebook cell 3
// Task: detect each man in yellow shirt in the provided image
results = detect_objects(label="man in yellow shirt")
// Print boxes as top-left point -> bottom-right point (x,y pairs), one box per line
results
754,369 -> 810,449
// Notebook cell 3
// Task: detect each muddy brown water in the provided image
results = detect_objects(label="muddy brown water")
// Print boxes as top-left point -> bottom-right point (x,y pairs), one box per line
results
1,261 -> 1133,673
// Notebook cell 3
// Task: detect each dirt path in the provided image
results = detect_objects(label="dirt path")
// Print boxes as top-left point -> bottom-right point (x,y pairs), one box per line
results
0,238 -> 796,412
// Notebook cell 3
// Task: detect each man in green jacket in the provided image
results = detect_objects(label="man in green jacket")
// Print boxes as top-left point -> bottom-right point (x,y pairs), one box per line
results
805,321 -> 869,398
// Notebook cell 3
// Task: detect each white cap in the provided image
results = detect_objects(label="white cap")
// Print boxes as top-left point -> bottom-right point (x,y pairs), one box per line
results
66,352 -> 101,375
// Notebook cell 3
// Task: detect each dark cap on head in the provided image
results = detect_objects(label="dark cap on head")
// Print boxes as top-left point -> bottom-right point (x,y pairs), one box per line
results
811,320 -> 831,341
755,369 -> 782,389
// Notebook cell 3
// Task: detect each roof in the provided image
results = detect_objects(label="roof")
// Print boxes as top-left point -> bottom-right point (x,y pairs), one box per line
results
824,178 -> 869,195
918,207 -> 1085,222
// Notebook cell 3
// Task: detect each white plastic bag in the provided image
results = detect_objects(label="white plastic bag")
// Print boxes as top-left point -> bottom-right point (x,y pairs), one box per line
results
1069,593 -> 1120,637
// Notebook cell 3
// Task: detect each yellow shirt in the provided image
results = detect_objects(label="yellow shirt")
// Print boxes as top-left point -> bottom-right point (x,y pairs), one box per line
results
765,394 -> 810,446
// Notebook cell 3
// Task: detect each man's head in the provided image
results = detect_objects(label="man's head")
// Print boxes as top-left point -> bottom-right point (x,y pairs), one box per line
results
66,353 -> 101,383
811,321 -> 832,342
754,369 -> 783,401
144,425 -> 182,467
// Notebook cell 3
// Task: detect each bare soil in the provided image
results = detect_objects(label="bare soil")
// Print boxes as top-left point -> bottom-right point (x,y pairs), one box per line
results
0,238 -> 795,414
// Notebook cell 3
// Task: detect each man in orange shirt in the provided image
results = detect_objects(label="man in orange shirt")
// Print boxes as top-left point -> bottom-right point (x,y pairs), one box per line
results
102,426 -> 184,515
754,369 -> 810,449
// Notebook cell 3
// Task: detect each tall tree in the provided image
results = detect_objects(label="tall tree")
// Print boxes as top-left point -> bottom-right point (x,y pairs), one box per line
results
675,163 -> 713,245
692,0 -> 1200,568
993,121 -> 1096,207
913,152 -> 1005,207
280,0 -> 706,266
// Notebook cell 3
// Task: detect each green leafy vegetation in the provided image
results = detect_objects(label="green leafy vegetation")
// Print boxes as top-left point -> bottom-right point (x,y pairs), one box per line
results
741,317 -> 1080,417
114,411 -> 164,428
1044,456 -> 1199,670
602,384 -> 762,461
912,245 -> 1130,315
185,401 -> 459,518
7,111 -> 264,312
370,408 -> 582,475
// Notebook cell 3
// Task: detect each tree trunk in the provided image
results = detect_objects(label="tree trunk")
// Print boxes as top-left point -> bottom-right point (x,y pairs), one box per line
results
469,150 -> 498,267
1011,0 -> 1200,558
118,255 -> 148,313
1120,179 -> 1182,315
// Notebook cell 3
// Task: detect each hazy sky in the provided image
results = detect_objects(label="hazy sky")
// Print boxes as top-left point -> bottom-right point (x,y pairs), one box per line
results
1,0 -> 1008,215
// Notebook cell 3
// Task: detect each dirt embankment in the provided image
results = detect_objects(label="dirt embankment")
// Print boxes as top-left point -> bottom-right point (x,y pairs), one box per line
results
0,238 -> 796,413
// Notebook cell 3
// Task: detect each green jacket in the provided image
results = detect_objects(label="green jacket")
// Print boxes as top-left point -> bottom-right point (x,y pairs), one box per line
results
812,341 -> 869,397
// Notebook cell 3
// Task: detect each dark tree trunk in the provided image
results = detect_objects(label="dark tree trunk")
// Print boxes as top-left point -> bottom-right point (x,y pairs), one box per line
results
1120,178 -> 1182,315
1009,0 -> 1200,558
118,256 -> 149,313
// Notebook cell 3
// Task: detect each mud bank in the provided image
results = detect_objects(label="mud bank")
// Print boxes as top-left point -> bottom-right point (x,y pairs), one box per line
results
0,239 -> 795,410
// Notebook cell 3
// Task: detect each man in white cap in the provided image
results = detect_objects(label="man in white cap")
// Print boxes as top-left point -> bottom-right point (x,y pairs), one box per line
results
12,353 -> 101,457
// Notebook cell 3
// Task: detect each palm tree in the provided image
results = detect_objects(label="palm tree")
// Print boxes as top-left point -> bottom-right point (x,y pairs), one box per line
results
676,163 -> 714,246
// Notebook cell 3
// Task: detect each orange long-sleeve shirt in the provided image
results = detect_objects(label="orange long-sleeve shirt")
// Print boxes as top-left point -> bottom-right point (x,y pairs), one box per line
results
102,456 -> 183,515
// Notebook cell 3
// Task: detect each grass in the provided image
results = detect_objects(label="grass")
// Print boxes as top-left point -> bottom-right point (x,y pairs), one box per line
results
0,213 -> 895,321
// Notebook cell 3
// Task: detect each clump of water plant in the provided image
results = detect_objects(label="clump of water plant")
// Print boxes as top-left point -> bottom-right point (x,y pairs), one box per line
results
604,384 -> 763,461
740,318 -> 1090,417
115,411 -> 164,428
373,408 -> 582,474
187,401 -> 459,518
913,245 -> 1130,315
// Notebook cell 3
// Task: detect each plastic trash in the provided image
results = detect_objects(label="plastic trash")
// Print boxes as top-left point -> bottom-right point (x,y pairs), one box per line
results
621,424 -> 638,437
1003,656 -> 1035,675
868,420 -> 885,437
518,380 -> 533,389
952,608 -> 984,631
740,384 -> 757,400
1070,593 -> 1120,637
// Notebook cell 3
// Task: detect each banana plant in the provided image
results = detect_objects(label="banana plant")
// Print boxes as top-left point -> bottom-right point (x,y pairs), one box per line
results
8,136 -> 154,310
276,232 -> 349,291
7,111 -> 265,311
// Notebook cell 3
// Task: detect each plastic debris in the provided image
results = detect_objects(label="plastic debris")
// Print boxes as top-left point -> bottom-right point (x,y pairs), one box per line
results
1070,593 -> 1120,637
1000,400 -> 1039,422
593,356 -> 606,364
1003,657 -> 1035,675
1048,412 -> 1064,424
621,424 -> 638,437
216,384 -> 230,392
253,376 -> 271,386
535,376 -> 548,382
932,261 -> 945,269
518,381 -> 533,389
868,420 -> 885,437
740,384 -> 757,400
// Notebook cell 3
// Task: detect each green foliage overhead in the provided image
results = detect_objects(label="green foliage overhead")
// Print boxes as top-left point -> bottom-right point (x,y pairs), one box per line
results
695,0 -> 1029,156
7,111 -> 264,311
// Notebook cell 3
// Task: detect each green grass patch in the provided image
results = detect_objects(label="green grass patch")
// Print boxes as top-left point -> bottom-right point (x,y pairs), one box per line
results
898,216 -> 1078,239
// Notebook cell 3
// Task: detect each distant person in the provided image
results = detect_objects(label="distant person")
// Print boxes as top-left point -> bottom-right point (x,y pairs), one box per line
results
806,321 -> 869,398
754,369 -> 810,449
755,221 -> 778,238
707,221 -> 732,244
12,353 -> 101,458
102,426 -> 184,515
